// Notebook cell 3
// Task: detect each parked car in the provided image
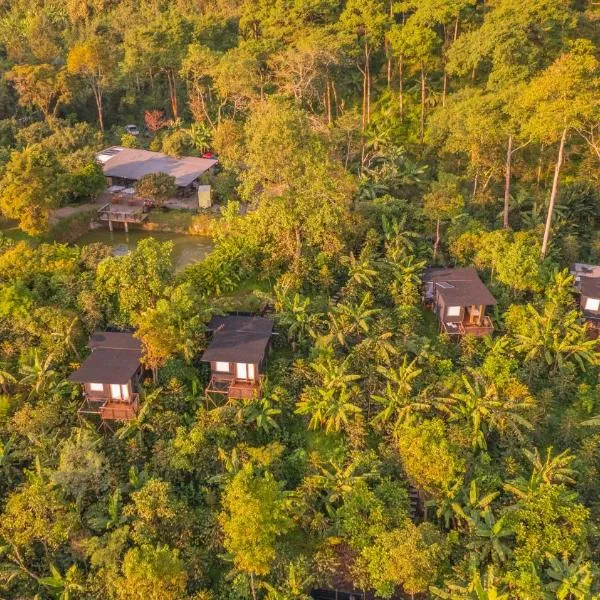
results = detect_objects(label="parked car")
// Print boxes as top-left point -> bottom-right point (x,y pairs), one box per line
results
125,124 -> 140,136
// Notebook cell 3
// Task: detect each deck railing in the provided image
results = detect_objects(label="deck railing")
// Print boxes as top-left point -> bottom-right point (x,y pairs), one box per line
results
78,393 -> 139,421
442,316 -> 494,337
205,376 -> 263,400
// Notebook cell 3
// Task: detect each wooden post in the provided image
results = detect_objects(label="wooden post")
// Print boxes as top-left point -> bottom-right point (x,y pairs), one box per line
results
479,305 -> 483,326
108,218 -> 113,232
124,220 -> 129,233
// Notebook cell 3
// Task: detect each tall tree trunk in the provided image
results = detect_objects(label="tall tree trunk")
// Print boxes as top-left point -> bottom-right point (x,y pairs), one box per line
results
503,134 -> 513,229
93,84 -> 104,132
166,71 -> 178,119
420,63 -> 426,145
326,79 -> 332,125
442,69 -> 447,107
541,127 -> 568,258
398,56 -> 404,121
365,41 -> 371,125
250,573 -> 257,600
472,171 -> 479,198
433,218 -> 440,259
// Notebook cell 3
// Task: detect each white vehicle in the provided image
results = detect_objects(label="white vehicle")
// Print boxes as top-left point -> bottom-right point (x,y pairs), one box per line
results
125,124 -> 140,136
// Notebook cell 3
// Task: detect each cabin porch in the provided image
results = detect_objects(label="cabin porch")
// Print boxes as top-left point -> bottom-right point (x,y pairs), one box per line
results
77,393 -> 140,421
205,375 -> 264,400
443,314 -> 494,337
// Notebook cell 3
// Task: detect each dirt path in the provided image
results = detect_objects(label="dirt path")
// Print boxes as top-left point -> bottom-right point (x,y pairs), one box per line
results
50,194 -> 109,224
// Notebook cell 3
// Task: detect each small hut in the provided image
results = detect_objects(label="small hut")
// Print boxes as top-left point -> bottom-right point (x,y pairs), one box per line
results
202,315 -> 273,399
69,331 -> 143,421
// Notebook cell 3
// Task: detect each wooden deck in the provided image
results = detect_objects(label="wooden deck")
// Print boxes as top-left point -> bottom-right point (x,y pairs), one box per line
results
205,376 -> 263,400
443,316 -> 494,337
78,394 -> 139,421
98,202 -> 147,231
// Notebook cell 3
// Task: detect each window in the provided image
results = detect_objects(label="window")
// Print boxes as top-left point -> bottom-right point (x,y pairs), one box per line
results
215,361 -> 230,373
585,297 -> 600,312
447,306 -> 461,317
121,385 -> 130,400
110,384 -> 122,400
90,383 -> 104,392
236,363 -> 248,379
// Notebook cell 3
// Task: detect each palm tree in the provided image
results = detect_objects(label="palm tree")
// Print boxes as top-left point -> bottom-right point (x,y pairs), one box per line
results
276,293 -> 322,351
116,392 -> 156,444
431,567 -> 509,599
514,305 -> 597,375
504,447 -> 576,499
0,362 -> 16,395
296,386 -> 362,434
371,356 -> 426,426
329,293 -> 381,346
307,456 -> 380,516
261,563 -> 313,600
341,252 -> 378,291
467,508 -> 513,565
39,564 -> 85,600
19,349 -> 65,400
439,371 -> 534,451
433,479 -> 500,531
388,255 -> 427,307
50,315 -> 82,360
241,385 -> 282,434
545,555 -> 593,600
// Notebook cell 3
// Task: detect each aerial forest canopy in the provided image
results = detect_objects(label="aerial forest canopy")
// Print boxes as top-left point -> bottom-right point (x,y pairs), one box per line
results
0,0 -> 600,598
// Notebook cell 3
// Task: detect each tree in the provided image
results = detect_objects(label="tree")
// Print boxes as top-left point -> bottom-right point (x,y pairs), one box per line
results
122,12 -> 192,119
396,418 -> 466,499
389,18 -> 438,145
219,465 -> 293,600
517,40 -> 600,257
135,172 -> 177,206
0,145 -> 62,234
363,520 -> 450,599
67,37 -> 116,131
423,176 -> 464,259
144,109 -> 168,133
116,545 -> 188,600
339,0 -> 390,130
6,64 -> 70,119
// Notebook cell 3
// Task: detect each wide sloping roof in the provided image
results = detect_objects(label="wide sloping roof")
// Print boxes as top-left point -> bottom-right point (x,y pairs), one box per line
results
97,147 -> 217,187
69,331 -> 143,385
580,276 -> 600,299
202,316 -> 273,364
424,267 -> 497,307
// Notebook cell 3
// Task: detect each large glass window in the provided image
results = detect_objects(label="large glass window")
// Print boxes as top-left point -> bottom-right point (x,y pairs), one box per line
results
447,306 -> 461,317
90,383 -> 104,392
585,298 -> 600,312
216,361 -> 230,372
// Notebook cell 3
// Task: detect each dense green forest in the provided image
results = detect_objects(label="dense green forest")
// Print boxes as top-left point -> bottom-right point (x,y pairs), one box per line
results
0,0 -> 600,598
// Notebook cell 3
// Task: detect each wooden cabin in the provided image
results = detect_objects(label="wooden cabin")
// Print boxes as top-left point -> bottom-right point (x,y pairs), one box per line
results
69,331 -> 143,421
202,315 -> 273,400
423,267 -> 497,337
571,263 -> 600,333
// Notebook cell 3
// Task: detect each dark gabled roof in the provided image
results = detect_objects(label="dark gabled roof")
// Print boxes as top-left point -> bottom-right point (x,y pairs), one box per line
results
69,331 -> 142,385
88,331 -> 143,351
202,316 -> 273,364
424,267 -> 497,307
580,276 -> 600,299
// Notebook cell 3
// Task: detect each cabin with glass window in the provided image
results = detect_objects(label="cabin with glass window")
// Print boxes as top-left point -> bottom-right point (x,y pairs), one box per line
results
571,263 -> 600,333
69,331 -> 143,421
423,267 -> 497,336
202,315 -> 273,400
